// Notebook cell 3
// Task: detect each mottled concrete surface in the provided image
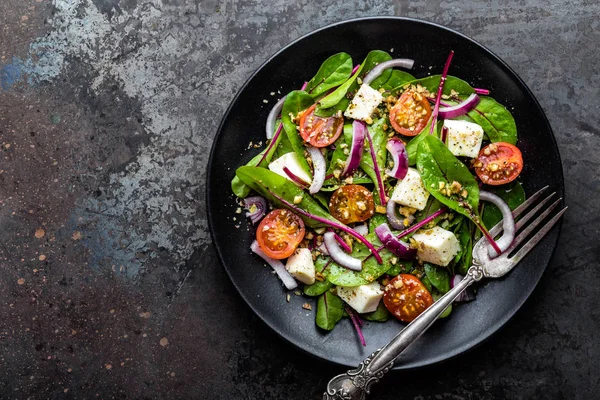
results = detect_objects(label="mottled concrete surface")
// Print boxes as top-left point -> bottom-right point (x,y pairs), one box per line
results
0,0 -> 598,399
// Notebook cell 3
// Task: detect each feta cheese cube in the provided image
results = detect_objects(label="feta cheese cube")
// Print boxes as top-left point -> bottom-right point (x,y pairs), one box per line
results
390,167 -> 430,211
412,226 -> 461,267
343,84 -> 383,122
444,119 -> 484,158
268,152 -> 312,185
336,282 -> 383,314
285,248 -> 315,285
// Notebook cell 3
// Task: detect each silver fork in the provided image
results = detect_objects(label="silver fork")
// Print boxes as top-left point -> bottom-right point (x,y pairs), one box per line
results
324,186 -> 566,400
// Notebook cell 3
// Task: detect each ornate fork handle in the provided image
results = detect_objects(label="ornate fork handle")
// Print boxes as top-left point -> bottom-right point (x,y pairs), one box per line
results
323,264 -> 484,400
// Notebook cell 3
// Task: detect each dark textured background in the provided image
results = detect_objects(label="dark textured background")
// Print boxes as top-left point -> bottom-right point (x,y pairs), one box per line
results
0,1 -> 598,399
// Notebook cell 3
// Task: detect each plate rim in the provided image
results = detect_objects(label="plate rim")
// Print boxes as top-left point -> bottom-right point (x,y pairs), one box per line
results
206,16 -> 565,369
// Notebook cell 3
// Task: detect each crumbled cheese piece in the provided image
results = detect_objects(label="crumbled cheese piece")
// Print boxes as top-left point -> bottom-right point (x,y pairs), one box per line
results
444,120 -> 484,158
412,226 -> 461,267
390,168 -> 430,210
343,84 -> 384,122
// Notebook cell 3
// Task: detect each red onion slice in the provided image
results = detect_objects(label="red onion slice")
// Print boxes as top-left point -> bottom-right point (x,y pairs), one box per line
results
474,88 -> 490,95
307,146 -> 326,194
363,58 -> 415,86
328,229 -> 351,253
265,96 -> 286,140
351,64 -> 360,75
243,196 -> 267,224
385,138 -> 408,179
250,240 -> 298,290
343,120 -> 366,176
386,200 -> 409,230
480,190 -> 516,257
324,232 -> 362,271
374,223 -> 416,260
438,93 -> 480,119
450,274 -> 476,302
354,223 -> 368,236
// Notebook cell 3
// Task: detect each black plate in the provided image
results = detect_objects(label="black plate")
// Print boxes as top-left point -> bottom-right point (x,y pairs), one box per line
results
207,17 -> 564,369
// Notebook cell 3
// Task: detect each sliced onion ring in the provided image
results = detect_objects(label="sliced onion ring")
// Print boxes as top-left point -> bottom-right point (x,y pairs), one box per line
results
386,200 -> 412,230
363,58 -> 415,85
250,240 -> 298,290
374,223 -> 416,260
385,138 -> 408,179
243,196 -> 267,225
365,128 -> 387,206
265,96 -> 286,140
480,190 -> 516,257
438,93 -> 481,119
451,274 -> 476,302
307,146 -> 326,194
343,120 -> 366,176
324,231 -> 362,271
354,223 -> 368,236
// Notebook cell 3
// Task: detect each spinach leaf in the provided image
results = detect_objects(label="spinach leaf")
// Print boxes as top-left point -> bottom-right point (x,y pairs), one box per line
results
432,292 -> 453,318
424,263 -> 450,294
405,118 -> 438,166
412,75 -> 475,96
281,90 -> 314,174
467,96 -> 517,145
385,260 -> 414,276
368,214 -> 387,233
416,135 -> 480,220
231,150 -> 265,198
324,233 -> 395,286
454,219 -> 474,275
482,181 -> 526,229
273,124 -> 295,159
306,52 -> 353,98
316,50 -> 391,116
236,166 -> 337,228
421,274 -> 433,293
363,302 -> 390,322
376,69 -> 416,91
304,280 -> 334,296
323,123 -> 353,185
316,291 -> 345,330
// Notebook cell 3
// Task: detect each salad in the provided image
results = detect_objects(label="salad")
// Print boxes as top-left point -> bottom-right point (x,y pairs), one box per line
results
231,50 -> 525,344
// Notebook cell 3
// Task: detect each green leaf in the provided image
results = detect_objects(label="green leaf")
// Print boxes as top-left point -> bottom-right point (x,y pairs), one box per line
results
235,166 -> 338,228
368,214 -> 387,234
454,219 -> 474,275
306,52 -> 353,98
420,274 -> 433,293
363,301 -> 390,322
281,90 -> 314,174
376,69 -> 416,91
323,233 -> 395,287
416,135 -> 480,220
385,260 -> 414,276
424,263 -> 451,294
316,291 -> 345,330
304,280 -> 334,296
316,50 -> 391,116
405,118 -> 437,166
482,181 -> 526,229
231,150 -> 266,198
389,75 -> 474,97
432,292 -> 453,318
467,96 -> 517,145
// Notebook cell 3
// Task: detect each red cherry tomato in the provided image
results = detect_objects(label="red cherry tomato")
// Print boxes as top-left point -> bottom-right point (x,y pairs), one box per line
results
299,104 -> 344,147
389,91 -> 432,136
329,185 -> 375,224
383,274 -> 433,322
474,142 -> 523,186
256,209 -> 305,259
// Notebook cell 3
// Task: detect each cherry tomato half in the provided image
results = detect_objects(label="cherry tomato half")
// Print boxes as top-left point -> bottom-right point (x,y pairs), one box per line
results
389,91 -> 432,136
383,274 -> 433,323
329,185 -> 375,224
256,209 -> 305,259
299,104 -> 344,147
474,142 -> 523,186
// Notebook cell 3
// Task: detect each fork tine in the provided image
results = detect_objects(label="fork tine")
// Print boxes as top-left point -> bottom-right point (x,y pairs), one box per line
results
509,196 -> 562,248
488,185 -> 550,237
514,192 -> 557,231
509,207 -> 567,264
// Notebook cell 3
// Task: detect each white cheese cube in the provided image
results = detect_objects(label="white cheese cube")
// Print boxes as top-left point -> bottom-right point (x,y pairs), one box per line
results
285,248 -> 315,285
336,282 -> 383,314
268,152 -> 312,186
444,119 -> 484,158
412,226 -> 461,267
390,167 -> 430,211
343,84 -> 383,122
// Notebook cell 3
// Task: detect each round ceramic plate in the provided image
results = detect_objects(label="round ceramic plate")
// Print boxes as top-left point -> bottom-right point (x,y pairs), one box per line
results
206,17 -> 564,369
